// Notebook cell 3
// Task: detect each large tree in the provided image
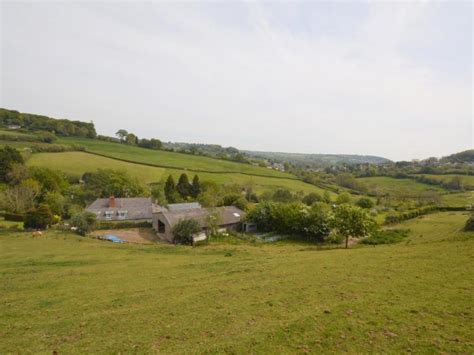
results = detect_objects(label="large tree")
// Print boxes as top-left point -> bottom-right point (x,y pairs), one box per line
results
115,129 -> 128,142
0,179 -> 41,214
332,204 -> 375,248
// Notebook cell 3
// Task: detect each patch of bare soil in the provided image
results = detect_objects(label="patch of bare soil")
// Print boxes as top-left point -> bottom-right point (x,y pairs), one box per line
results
92,228 -> 159,244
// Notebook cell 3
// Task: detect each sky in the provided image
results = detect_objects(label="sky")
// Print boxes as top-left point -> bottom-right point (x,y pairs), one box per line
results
1,1 -> 472,161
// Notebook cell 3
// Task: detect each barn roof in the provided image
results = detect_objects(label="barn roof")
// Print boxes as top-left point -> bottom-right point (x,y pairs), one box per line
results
86,197 -> 164,220
157,206 -> 244,229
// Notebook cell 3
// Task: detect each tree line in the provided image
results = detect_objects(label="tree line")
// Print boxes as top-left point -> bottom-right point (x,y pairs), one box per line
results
0,108 -> 96,138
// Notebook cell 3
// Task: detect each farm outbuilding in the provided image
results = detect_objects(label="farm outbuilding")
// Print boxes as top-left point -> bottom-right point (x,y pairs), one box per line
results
152,205 -> 244,243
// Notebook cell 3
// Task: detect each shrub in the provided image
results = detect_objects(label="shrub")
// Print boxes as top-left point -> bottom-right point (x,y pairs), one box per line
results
233,197 -> 249,211
172,219 -> 201,245
24,204 -> 54,230
356,197 -> 374,209
335,192 -> 352,205
302,192 -> 322,206
70,211 -> 97,235
464,214 -> 474,231
36,131 -> 57,143
361,229 -> 409,245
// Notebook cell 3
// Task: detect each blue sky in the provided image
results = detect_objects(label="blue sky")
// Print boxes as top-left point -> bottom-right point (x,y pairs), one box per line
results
1,1 -> 472,161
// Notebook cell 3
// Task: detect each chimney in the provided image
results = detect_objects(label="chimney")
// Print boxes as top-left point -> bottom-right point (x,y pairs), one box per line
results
108,196 -> 116,208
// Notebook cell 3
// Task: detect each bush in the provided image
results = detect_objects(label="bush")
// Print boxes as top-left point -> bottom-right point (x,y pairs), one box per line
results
335,192 -> 352,205
70,211 -> 97,235
172,219 -> 201,245
302,192 -> 322,206
464,214 -> 474,231
355,197 -> 374,209
361,229 -> 409,245
36,131 -> 57,143
24,204 -> 54,230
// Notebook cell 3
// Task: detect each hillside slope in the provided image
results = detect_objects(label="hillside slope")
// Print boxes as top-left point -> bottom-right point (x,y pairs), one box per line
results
27,152 -> 337,196
58,137 -> 294,178
1,212 -> 472,353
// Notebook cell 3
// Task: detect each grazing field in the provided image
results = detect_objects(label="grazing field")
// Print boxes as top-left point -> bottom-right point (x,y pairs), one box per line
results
27,152 -> 335,196
57,137 -> 293,178
357,176 -> 445,195
1,212 -> 472,353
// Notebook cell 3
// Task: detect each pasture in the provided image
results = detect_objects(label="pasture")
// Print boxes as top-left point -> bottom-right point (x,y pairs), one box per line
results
27,152 -> 335,196
1,212 -> 472,353
357,176 -> 445,195
57,137 -> 293,178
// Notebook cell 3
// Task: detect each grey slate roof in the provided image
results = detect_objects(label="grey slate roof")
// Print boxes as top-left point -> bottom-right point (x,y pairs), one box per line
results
158,206 -> 244,229
167,202 -> 202,211
86,197 -> 163,220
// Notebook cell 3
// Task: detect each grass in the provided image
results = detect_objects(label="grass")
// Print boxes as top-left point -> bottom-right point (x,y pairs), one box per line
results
358,176 -> 446,195
0,218 -> 23,229
358,176 -> 471,207
57,137 -> 293,178
1,212 -> 472,353
27,152 -> 336,196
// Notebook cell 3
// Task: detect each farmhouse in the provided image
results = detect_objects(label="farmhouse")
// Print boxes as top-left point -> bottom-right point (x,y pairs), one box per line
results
86,196 -> 163,221
152,204 -> 244,243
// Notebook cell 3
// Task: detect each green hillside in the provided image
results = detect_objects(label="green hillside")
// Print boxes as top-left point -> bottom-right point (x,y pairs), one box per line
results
358,176 -> 445,195
1,212 -> 472,353
27,152 -> 335,196
57,137 -> 293,178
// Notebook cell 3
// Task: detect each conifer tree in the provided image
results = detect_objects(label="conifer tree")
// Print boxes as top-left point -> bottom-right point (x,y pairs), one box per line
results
176,173 -> 191,198
191,174 -> 201,198
164,175 -> 176,202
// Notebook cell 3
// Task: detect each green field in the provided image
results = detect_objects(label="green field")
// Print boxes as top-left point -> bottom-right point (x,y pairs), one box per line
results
27,152 -> 335,196
57,137 -> 293,178
358,176 -> 445,195
1,212 -> 472,353
357,177 -> 471,207
0,129 -> 37,138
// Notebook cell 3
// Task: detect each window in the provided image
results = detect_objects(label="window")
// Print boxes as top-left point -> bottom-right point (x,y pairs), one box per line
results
104,211 -> 114,220
118,210 -> 128,219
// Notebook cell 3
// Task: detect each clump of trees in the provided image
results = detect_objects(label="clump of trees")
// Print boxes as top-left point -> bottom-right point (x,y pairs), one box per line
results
114,129 -> 163,150
246,202 -> 333,242
82,169 -> 144,198
246,201 -> 377,247
0,108 -> 96,138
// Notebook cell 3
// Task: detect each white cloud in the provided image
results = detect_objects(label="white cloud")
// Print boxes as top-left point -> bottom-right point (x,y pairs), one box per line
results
1,1 -> 472,160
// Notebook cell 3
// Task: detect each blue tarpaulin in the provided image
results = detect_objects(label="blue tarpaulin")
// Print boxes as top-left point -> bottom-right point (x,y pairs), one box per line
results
102,234 -> 124,243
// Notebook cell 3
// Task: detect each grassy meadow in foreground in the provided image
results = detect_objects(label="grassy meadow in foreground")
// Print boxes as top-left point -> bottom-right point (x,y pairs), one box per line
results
1,212 -> 472,353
